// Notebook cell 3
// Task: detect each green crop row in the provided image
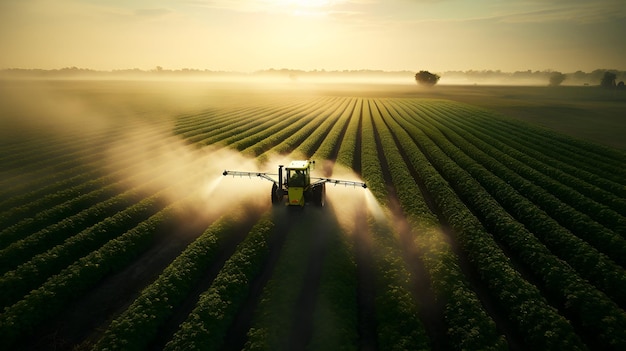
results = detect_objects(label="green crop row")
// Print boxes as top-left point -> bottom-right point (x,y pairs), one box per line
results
0,117 -> 172,221
360,100 -> 385,202
397,104 -> 626,349
430,102 -> 626,232
0,165 -> 104,221
311,98 -> 357,162
224,97 -> 333,151
385,101 -> 587,350
0,151 -> 105,204
0,192 -> 167,309
433,103 -> 626,237
368,215 -> 430,351
240,97 -> 340,158
0,203 -> 181,347
0,183 -> 138,275
0,178 -> 118,250
428,100 -> 626,183
174,95 -> 303,139
93,210 -> 254,351
0,113 -> 157,201
460,105 -> 626,183
402,102 -> 626,301
435,103 -> 626,209
334,98 -> 362,171
274,97 -> 349,157
360,101 -> 430,350
174,106 -> 251,138
0,133 -> 98,175
167,216 -> 276,351
184,101 -> 300,145
373,99 -> 508,350
444,110 -> 626,236
0,146 -> 188,268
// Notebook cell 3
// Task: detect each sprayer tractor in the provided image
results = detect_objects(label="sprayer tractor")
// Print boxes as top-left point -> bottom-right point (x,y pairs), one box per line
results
222,160 -> 366,207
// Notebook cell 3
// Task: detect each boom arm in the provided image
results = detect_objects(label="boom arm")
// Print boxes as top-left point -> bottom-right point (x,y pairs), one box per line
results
312,177 -> 367,188
222,170 -> 279,185
222,170 -> 367,188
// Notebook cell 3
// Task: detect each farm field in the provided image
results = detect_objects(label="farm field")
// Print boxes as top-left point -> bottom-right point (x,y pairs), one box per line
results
1,79 -> 626,350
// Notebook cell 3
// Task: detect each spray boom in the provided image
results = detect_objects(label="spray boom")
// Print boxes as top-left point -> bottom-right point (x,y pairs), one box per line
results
222,160 -> 366,207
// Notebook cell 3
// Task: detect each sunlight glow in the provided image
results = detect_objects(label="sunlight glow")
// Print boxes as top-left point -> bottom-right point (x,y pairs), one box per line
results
0,0 -> 624,72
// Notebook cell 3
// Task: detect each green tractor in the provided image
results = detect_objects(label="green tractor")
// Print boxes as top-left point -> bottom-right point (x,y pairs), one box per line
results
223,160 -> 366,207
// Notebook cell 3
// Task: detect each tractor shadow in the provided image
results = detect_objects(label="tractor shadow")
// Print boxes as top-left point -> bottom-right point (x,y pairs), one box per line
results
224,201 -> 350,350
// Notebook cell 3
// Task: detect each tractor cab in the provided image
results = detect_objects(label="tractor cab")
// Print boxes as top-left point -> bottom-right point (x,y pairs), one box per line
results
285,160 -> 311,206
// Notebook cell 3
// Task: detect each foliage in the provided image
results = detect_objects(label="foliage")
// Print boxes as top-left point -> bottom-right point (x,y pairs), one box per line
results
164,217 -> 275,351
549,71 -> 566,86
2,90 -> 626,350
93,212 -> 248,351
415,70 -> 440,86
601,71 -> 617,88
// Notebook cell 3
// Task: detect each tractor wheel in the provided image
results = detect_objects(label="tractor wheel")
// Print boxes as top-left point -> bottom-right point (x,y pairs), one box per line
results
313,183 -> 325,207
271,183 -> 282,205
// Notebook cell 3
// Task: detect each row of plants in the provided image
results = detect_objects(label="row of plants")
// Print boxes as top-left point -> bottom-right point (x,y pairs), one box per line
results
0,146 -> 106,204
429,103 -> 626,236
0,183 -> 140,275
0,163 -> 104,221
0,116 -> 172,218
0,191 -> 168,309
0,202 -> 183,347
239,97 -> 341,158
402,102 -> 626,296
93,209 -> 259,350
372,99 -> 508,350
174,106 -> 254,139
383,100 -> 588,350
359,101 -> 430,350
0,133 -> 98,175
334,98 -> 363,172
214,98 -> 330,152
167,216 -> 274,351
270,98 -> 349,157
181,102 -> 299,145
425,100 -> 625,182
310,98 -> 357,162
0,136 -> 186,261
416,106 -> 626,274
458,104 -> 626,183
0,179 -> 124,252
0,114 -> 140,201
174,95 -> 306,140
393,100 -> 626,349
434,103 -> 626,209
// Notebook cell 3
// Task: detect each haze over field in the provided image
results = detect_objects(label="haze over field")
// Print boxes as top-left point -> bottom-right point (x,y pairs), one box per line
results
1,0 -> 625,73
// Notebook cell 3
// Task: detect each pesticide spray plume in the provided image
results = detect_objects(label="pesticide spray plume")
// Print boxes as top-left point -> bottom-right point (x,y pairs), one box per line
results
103,125 -> 277,224
321,161 -> 385,236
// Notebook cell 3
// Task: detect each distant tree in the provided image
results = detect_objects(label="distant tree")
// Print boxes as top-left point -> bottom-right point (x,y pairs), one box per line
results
415,70 -> 440,86
600,71 -> 617,89
549,72 -> 566,86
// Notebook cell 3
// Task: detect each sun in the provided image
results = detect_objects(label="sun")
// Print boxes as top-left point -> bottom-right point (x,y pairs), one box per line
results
272,0 -> 336,11
292,0 -> 333,7
263,0 -> 341,17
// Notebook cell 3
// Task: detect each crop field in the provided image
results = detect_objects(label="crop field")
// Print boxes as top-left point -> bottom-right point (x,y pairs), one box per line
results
1,80 -> 626,350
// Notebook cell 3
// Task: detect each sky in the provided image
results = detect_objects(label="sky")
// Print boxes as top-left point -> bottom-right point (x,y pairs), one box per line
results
1,0 -> 625,73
